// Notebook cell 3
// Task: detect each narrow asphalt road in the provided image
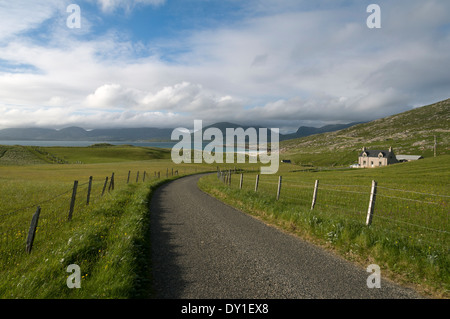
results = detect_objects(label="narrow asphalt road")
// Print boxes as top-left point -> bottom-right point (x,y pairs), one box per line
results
150,174 -> 422,299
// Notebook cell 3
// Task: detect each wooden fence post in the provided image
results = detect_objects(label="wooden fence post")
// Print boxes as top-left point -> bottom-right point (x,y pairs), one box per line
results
136,171 -> 140,183
255,174 -> 259,192
228,170 -> 232,186
311,180 -> 319,210
276,176 -> 282,200
366,180 -> 377,226
26,206 -> 41,253
68,180 -> 78,221
86,176 -> 93,205
101,176 -> 108,196
109,173 -> 115,191
239,173 -> 243,189
143,171 -> 146,182
127,171 -> 131,184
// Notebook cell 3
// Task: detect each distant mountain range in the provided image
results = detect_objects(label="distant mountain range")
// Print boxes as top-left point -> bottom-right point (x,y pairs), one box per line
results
279,122 -> 365,141
0,126 -> 175,142
0,122 -> 363,142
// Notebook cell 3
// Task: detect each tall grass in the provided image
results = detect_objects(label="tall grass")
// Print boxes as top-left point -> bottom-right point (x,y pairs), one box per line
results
0,175 -> 186,298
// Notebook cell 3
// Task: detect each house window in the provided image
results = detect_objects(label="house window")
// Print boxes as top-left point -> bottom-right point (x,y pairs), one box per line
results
371,161 -> 373,166
363,160 -> 366,165
379,161 -> 382,166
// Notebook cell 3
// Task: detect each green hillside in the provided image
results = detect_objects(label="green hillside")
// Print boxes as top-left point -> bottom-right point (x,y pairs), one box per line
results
0,144 -> 171,165
0,146 -> 50,165
281,98 -> 450,167
40,144 -> 171,164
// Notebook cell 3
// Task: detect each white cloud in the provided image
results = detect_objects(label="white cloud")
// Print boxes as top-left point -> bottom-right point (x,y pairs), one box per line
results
0,104 -> 183,129
86,84 -> 141,108
47,96 -> 65,106
84,81 -> 243,118
141,82 -> 202,111
96,0 -> 165,13
0,0 -> 449,131
0,1 -> 65,42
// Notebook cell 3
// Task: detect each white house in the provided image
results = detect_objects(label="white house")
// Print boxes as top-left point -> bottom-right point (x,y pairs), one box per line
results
358,147 -> 398,168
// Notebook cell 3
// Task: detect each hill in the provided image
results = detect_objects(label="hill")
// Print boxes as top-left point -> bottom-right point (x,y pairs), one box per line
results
279,122 -> 364,141
189,121 -> 362,144
0,145 -> 50,165
0,122 -> 362,142
0,127 -> 175,142
280,98 -> 450,167
0,144 -> 171,165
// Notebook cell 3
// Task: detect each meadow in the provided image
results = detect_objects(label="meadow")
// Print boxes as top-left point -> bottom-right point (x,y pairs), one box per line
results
0,144 -> 212,298
198,155 -> 450,298
1,142 -> 448,298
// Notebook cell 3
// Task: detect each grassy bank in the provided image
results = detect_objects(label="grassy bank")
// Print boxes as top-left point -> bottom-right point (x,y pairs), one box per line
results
0,177 -> 173,298
198,156 -> 450,298
0,144 -> 171,165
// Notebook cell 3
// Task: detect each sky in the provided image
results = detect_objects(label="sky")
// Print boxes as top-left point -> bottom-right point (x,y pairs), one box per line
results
0,0 -> 449,133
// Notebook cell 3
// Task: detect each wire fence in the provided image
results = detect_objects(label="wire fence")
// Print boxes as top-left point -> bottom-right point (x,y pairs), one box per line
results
216,169 -> 449,252
0,166 -> 204,267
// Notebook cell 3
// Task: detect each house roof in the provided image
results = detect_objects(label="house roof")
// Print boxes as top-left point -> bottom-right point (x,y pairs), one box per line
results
359,149 -> 395,158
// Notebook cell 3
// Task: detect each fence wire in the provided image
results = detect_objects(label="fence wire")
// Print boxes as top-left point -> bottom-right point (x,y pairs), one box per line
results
217,170 -> 449,251
0,166 -> 205,267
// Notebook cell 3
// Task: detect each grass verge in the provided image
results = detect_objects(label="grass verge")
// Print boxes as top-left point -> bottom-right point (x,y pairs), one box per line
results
198,174 -> 449,299
0,177 -> 173,299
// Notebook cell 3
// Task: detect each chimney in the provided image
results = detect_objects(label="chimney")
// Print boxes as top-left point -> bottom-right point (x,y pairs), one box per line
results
389,146 -> 392,153
362,146 -> 366,152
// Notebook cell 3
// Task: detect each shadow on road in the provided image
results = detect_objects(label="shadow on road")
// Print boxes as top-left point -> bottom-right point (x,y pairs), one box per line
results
149,182 -> 188,298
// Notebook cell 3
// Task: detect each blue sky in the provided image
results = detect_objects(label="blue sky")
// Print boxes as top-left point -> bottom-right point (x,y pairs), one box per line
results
82,1 -> 246,42
0,0 -> 449,132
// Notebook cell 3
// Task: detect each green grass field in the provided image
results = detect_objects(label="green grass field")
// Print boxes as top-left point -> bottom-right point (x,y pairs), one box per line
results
40,144 -> 172,164
1,142 -> 448,298
199,155 -> 450,298
0,144 -> 172,165
0,145 -> 212,298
